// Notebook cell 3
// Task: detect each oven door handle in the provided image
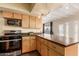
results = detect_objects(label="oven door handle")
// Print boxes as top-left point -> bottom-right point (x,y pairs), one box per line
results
0,39 -> 21,42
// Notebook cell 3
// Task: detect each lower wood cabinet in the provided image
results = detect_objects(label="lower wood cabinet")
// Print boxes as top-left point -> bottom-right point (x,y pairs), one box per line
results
40,44 -> 48,56
36,36 -> 78,56
64,44 -> 78,56
48,48 -> 62,56
22,37 -> 31,53
22,36 -> 36,53
22,36 -> 78,56
36,37 -> 41,53
30,36 -> 36,51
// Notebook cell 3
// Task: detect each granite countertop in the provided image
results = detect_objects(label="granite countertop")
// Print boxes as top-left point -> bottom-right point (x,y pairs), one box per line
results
37,34 -> 79,47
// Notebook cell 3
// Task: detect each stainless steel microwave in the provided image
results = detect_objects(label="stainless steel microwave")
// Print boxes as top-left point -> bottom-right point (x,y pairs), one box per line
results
5,18 -> 22,27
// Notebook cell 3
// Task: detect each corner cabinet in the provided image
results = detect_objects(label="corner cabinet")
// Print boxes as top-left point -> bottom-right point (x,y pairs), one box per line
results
22,14 -> 30,28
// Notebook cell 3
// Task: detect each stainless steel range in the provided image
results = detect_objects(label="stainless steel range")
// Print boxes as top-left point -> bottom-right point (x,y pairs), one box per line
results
0,30 -> 22,56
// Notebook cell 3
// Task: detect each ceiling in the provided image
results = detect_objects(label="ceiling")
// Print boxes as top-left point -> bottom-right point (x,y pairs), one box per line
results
0,3 -> 35,14
31,3 -> 63,16
0,3 -> 63,16
42,3 -> 79,23
0,3 -> 79,23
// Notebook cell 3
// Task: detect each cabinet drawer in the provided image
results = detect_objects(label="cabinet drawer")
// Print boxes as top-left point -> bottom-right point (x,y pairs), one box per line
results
48,41 -> 65,55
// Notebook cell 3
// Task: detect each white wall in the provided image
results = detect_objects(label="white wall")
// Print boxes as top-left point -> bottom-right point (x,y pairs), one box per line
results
53,14 -> 79,38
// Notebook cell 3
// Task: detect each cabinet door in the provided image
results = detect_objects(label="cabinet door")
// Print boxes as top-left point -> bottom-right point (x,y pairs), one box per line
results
22,37 -> 31,53
22,14 -> 30,28
2,11 -> 13,18
65,44 -> 78,56
30,36 -> 36,51
36,17 -> 42,29
36,37 -> 41,53
48,48 -> 61,56
41,44 -> 48,56
13,13 -> 22,19
30,16 -> 36,28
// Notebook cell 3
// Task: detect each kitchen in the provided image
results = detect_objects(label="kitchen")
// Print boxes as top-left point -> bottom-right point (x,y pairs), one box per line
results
0,3 -> 79,56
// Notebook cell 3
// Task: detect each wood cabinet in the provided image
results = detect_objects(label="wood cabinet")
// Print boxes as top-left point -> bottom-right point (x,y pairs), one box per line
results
40,44 -> 48,56
30,36 -> 36,51
22,14 -> 30,28
22,36 -> 78,56
30,16 -> 36,28
64,44 -> 78,56
48,48 -> 61,56
2,11 -> 13,18
22,37 -> 31,53
2,11 -> 42,29
22,36 -> 36,53
2,11 -> 22,19
47,41 -> 64,55
36,36 -> 78,56
13,13 -> 22,19
36,37 -> 41,53
36,17 -> 42,29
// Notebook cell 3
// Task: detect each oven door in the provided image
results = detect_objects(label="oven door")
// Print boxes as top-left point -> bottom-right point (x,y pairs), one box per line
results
0,39 -> 21,53
9,39 -> 21,50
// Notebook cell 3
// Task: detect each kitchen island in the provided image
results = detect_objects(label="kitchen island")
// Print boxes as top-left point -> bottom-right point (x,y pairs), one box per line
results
36,34 -> 79,56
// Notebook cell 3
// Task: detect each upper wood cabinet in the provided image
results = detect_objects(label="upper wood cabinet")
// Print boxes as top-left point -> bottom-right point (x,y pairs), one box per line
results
22,14 -> 30,28
30,16 -> 36,28
13,13 -> 22,19
36,17 -> 42,29
2,11 -> 13,18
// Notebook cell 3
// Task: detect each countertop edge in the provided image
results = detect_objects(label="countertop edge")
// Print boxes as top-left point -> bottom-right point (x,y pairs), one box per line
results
36,35 -> 79,47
